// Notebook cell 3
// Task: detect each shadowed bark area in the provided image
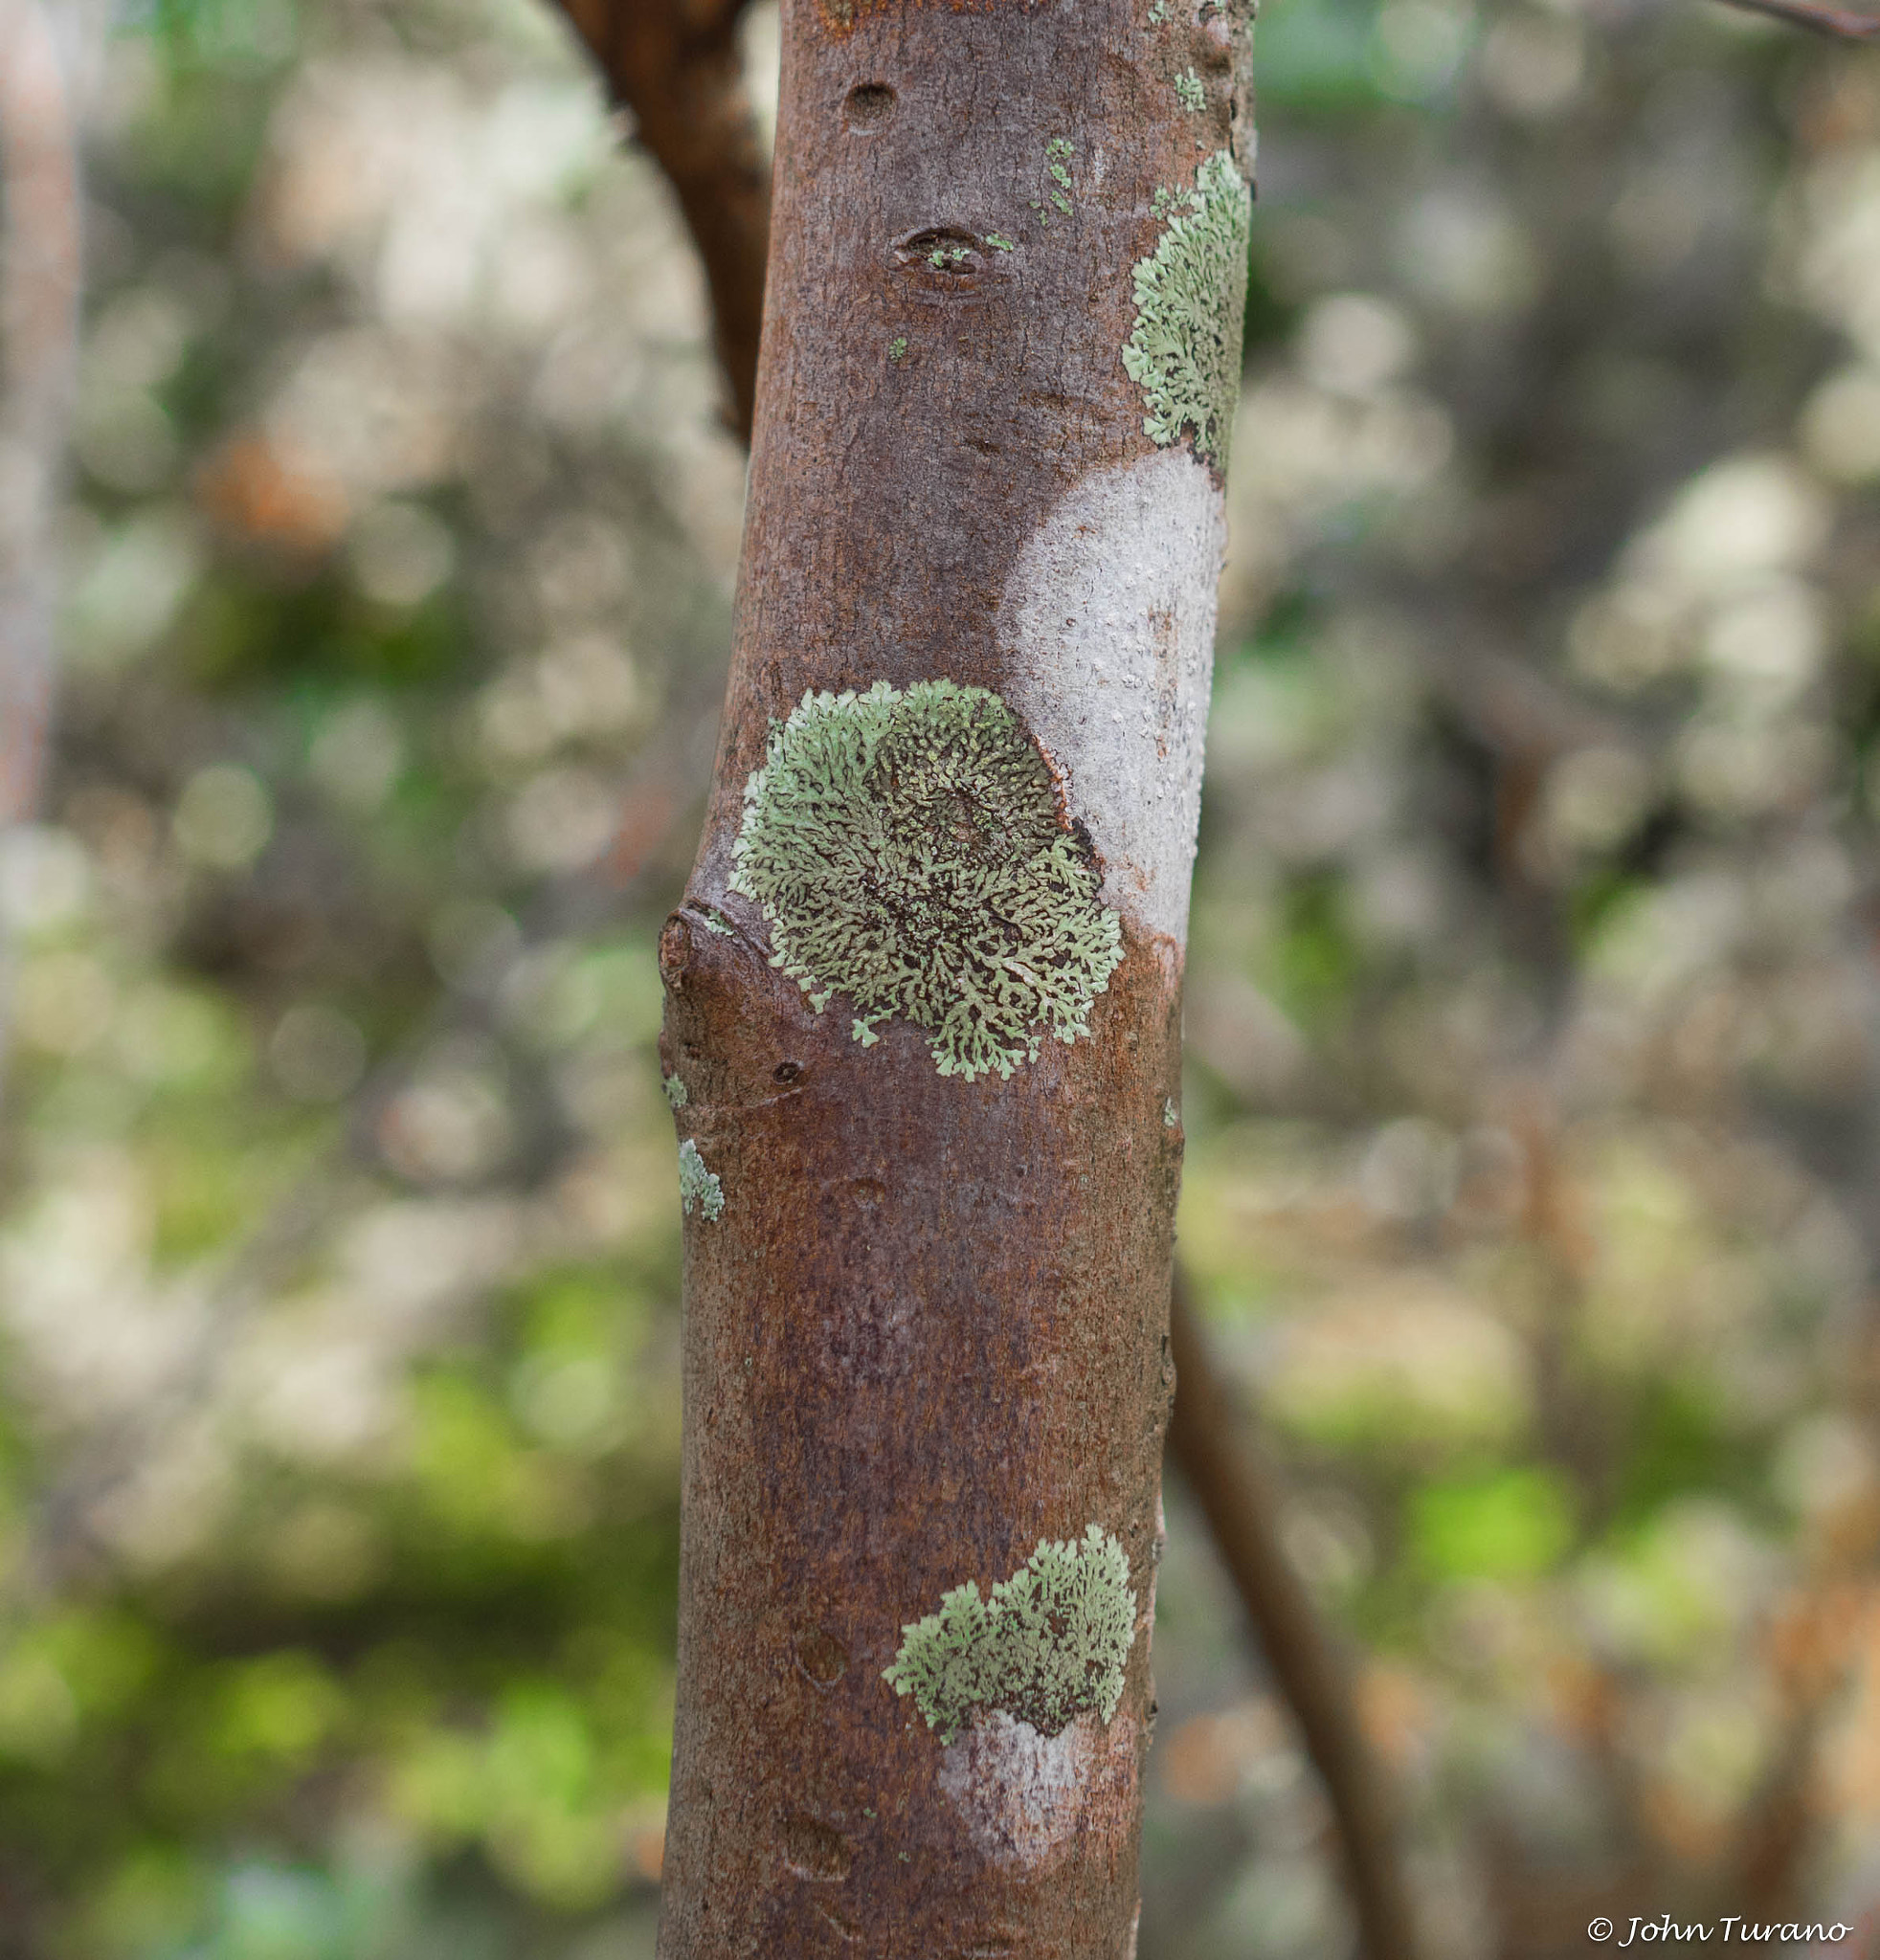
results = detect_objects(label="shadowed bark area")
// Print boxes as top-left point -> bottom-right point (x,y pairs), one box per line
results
652,0 -> 1251,1949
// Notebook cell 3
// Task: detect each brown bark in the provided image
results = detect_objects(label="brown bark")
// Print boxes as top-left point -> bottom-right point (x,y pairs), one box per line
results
555,0 -> 771,441
1166,1272 -> 1421,1960
654,0 -> 1251,1949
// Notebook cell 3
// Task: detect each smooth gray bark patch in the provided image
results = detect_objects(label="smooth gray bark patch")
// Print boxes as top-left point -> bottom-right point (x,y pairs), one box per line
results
998,450 -> 1226,948
938,1707 -> 1142,1872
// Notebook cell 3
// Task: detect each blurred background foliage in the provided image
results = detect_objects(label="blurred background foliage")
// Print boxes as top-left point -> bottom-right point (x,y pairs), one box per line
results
7,0 -> 1880,1950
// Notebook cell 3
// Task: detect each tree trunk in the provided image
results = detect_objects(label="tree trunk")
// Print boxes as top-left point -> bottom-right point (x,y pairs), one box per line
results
656,1 -> 1253,1950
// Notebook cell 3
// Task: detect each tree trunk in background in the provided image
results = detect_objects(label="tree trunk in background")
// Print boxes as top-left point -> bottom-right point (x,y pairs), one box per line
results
656,0 -> 1253,1949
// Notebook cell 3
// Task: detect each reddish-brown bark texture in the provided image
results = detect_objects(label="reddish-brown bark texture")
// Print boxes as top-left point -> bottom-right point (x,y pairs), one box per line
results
657,1 -> 1252,1950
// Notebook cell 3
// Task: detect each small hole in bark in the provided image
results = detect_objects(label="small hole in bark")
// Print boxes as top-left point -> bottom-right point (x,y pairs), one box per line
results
843,82 -> 896,129
773,1060 -> 803,1083
795,1626 -> 849,1686
896,227 -> 987,278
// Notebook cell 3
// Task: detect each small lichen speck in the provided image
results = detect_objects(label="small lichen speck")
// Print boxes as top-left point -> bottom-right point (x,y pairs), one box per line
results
1032,138 -> 1076,232
888,335 -> 908,364
1163,1096 -> 1178,1128
882,1525 -> 1137,1744
678,1139 -> 724,1221
1147,0 -> 1171,18
699,906 -> 733,937
1174,68 -> 1206,112
1123,149 -> 1250,468
728,679 -> 1122,1082
985,232 -> 1016,253
663,1073 -> 688,1110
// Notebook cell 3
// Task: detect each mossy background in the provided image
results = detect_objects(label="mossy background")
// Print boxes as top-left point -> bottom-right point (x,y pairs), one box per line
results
5,0 -> 1880,1954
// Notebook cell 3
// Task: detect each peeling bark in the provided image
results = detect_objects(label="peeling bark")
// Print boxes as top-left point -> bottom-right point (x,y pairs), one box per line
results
656,0 -> 1252,1949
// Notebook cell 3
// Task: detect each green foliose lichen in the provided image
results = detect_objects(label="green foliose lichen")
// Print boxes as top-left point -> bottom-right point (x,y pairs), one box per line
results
1123,148 -> 1250,468
663,1072 -> 688,1110
728,679 -> 1122,1082
883,1526 -> 1137,1744
1174,67 -> 1206,112
1031,137 -> 1076,229
677,1139 -> 723,1220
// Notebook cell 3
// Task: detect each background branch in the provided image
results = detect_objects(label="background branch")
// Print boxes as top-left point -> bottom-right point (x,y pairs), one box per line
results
1168,1268 -> 1423,1960
553,0 -> 770,443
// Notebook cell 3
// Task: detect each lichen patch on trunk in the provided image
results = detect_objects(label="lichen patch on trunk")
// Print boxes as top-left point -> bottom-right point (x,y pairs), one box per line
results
997,452 -> 1226,947
883,1525 -> 1136,1742
678,1139 -> 724,1220
938,1707 -> 1142,1872
727,679 -> 1122,1080
1124,149 -> 1250,467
